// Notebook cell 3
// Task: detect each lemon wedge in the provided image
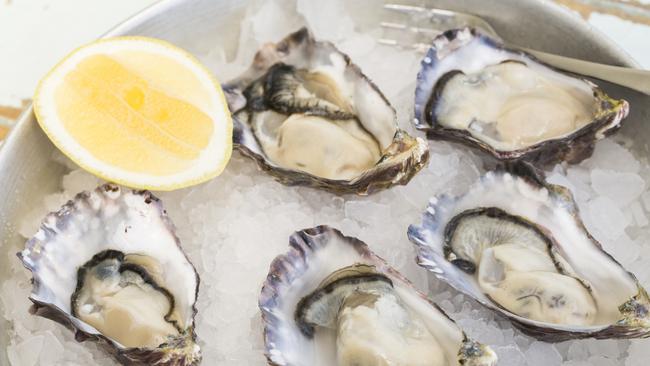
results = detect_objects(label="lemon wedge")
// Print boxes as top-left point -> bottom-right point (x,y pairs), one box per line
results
33,37 -> 232,191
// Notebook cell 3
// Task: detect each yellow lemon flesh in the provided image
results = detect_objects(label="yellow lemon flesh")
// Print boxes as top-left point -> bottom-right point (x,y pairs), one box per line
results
34,37 -> 232,190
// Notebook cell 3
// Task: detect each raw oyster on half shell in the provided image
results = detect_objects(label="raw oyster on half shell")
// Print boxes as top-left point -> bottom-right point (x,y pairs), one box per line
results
18,184 -> 201,365
408,166 -> 650,341
259,225 -> 497,366
414,28 -> 629,166
225,28 -> 429,195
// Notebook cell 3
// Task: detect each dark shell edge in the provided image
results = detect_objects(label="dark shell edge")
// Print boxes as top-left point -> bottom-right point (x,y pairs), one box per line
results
16,183 -> 202,366
228,27 -> 430,195
258,225 -> 497,365
407,166 -> 650,342
413,27 -> 630,167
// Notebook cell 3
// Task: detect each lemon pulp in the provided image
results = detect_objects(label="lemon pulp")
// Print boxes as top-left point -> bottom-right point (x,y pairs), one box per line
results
54,54 -> 214,176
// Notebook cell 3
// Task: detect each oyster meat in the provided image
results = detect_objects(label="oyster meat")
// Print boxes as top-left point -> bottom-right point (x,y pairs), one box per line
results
259,225 -> 497,366
18,184 -> 201,365
225,28 -> 429,194
414,28 -> 629,165
408,166 -> 650,341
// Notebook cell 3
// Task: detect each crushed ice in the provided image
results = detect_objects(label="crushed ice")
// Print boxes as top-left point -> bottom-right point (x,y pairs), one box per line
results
3,0 -> 650,365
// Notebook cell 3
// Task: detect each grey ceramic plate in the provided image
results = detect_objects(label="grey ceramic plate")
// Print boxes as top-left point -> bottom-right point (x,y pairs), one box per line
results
0,0 -> 648,363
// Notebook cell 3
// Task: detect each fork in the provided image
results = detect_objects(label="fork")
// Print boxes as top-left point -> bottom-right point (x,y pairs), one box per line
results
379,4 -> 650,95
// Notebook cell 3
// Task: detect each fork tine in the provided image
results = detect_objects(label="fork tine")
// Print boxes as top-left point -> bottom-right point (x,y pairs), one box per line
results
377,38 -> 431,54
380,21 -> 439,36
380,3 -> 502,51
379,13 -> 443,52
383,3 -> 459,18
379,15 -> 444,53
384,3 -> 500,37
378,21 -> 438,53
383,3 -> 427,13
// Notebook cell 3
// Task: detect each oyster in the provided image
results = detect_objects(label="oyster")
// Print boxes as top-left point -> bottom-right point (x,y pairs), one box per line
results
414,28 -> 629,165
18,184 -> 201,365
408,166 -> 650,341
259,225 -> 497,366
225,28 -> 429,195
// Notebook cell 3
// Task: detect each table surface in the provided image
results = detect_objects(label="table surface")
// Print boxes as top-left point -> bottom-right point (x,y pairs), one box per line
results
0,0 -> 649,140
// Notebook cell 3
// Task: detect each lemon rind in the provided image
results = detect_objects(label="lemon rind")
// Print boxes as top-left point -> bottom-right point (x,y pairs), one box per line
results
33,36 -> 233,191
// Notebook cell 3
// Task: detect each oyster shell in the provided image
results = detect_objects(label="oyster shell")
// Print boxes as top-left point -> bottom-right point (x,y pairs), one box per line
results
408,166 -> 650,341
18,184 -> 201,365
414,28 -> 629,166
225,28 -> 429,195
259,225 -> 497,365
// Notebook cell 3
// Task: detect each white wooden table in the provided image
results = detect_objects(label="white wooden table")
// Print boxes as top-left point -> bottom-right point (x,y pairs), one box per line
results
0,0 -> 649,139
